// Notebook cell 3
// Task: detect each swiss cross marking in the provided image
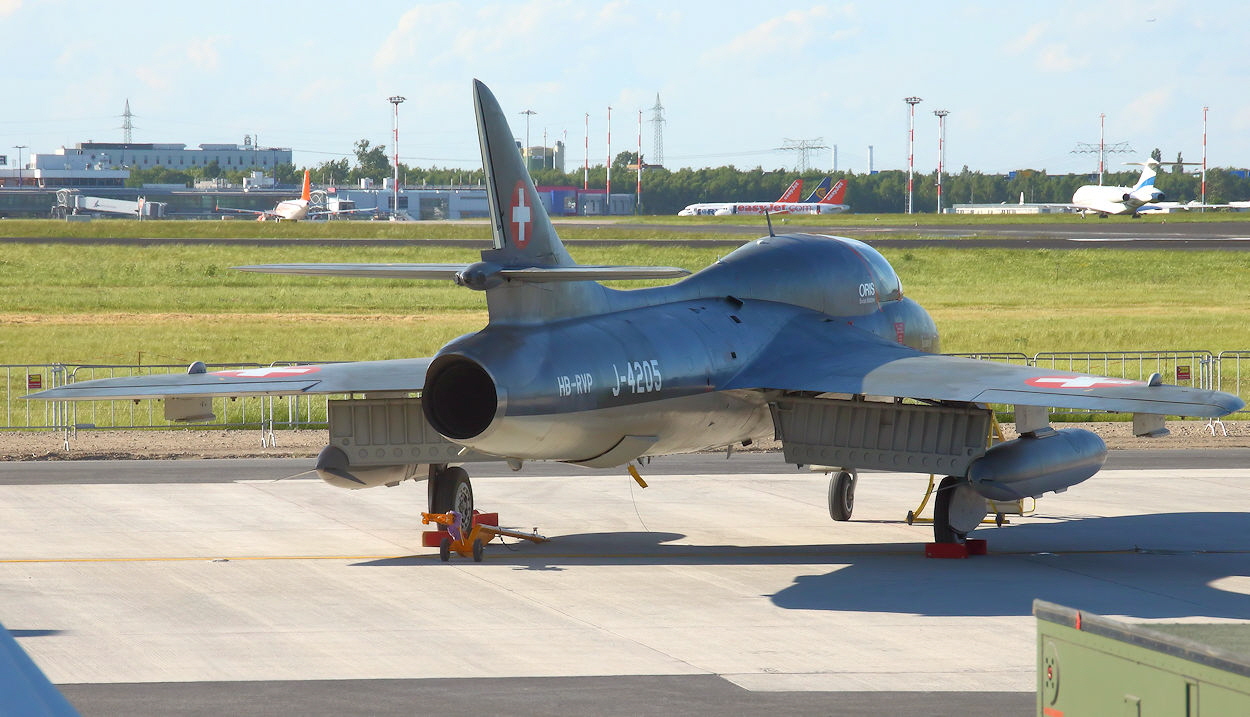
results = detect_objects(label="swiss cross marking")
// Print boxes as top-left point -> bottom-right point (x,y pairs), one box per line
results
510,181 -> 533,249
1025,376 -> 1142,389
212,367 -> 321,378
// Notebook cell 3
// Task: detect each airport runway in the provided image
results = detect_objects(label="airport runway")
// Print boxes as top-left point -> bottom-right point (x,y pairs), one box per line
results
7,218 -> 1250,251
2,452 -> 1248,716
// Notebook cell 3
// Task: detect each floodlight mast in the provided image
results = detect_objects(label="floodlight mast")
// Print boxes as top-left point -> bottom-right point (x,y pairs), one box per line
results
934,110 -> 949,214
12,145 -> 27,187
904,97 -> 922,214
606,105 -> 612,216
388,96 -> 405,219
1202,106 -> 1209,211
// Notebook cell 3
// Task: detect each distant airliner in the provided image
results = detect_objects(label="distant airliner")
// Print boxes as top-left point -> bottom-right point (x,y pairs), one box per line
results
1071,160 -> 1169,217
215,170 -> 374,221
678,178 -> 849,216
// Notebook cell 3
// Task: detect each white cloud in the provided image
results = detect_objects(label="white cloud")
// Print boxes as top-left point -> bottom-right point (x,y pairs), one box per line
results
1005,22 -> 1047,55
0,0 -> 20,18
1035,43 -> 1088,72
700,6 -> 842,66
186,36 -> 226,72
372,2 -> 462,71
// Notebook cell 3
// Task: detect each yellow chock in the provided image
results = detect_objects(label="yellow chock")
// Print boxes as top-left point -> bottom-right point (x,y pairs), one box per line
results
627,464 -> 648,488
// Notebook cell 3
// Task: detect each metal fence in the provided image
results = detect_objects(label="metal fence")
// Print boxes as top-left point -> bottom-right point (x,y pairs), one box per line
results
3,350 -> 1248,436
1,363 -> 342,438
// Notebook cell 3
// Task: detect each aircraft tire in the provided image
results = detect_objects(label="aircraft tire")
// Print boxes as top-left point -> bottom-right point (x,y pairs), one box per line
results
439,536 -> 452,562
828,469 -> 857,521
472,539 -> 484,563
430,466 -> 474,534
933,475 -> 967,544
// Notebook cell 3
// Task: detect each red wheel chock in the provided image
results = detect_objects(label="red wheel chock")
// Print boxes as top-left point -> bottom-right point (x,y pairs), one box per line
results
925,539 -> 988,559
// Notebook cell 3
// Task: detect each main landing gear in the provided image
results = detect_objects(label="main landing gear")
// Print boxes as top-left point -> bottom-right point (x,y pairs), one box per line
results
827,469 -> 858,521
428,464 -> 474,534
931,475 -> 990,549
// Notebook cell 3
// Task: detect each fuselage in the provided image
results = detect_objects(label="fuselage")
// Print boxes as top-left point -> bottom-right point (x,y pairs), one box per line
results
270,199 -> 311,221
678,201 -> 848,216
422,234 -> 937,464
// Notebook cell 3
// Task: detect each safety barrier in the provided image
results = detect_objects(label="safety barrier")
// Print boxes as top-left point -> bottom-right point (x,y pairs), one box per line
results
1,362 -> 344,436
1217,351 -> 1250,417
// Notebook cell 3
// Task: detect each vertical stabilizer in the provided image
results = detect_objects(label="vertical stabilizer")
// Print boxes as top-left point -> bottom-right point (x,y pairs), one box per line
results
776,178 -> 804,203
819,179 -> 848,205
473,80 -> 575,268
300,169 -> 311,202
1133,160 -> 1159,191
803,177 -> 833,202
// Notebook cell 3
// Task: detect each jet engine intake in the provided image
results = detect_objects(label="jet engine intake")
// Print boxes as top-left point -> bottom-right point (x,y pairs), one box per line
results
423,355 -> 498,440
965,428 -> 1106,501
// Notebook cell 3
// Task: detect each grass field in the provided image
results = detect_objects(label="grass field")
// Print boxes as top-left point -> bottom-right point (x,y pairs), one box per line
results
3,222 -> 1247,428
2,240 -> 1248,365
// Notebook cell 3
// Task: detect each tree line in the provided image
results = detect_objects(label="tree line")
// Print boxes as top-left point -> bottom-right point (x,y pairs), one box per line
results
126,139 -> 1250,214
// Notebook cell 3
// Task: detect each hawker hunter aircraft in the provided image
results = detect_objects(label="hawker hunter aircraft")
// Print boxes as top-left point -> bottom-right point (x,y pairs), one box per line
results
30,81 -> 1242,546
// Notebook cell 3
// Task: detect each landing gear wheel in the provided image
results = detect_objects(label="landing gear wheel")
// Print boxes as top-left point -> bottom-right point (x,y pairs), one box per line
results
828,469 -> 857,521
439,536 -> 451,562
429,465 -> 474,534
472,538 -> 484,563
933,475 -> 968,544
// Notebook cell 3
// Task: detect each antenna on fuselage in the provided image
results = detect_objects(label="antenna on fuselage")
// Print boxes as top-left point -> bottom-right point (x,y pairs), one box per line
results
763,210 -> 776,237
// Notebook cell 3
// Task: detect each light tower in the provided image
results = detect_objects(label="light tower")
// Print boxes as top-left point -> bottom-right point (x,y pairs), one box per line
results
388,96 -> 406,219
933,109 -> 949,214
1202,106 -> 1209,210
583,113 -> 590,190
904,97 -> 922,214
636,108 -> 643,214
519,109 -> 537,170
12,145 -> 26,187
606,105 -> 612,216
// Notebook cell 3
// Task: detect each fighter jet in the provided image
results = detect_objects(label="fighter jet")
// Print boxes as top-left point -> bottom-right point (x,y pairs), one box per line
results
28,81 -> 1242,546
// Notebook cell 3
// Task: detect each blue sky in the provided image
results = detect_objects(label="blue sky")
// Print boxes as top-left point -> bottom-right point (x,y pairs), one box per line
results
3,1 -> 1248,176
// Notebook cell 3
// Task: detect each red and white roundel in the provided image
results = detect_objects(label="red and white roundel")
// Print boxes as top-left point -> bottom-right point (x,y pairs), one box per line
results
509,180 -> 533,249
1025,376 -> 1142,389
212,366 -> 321,378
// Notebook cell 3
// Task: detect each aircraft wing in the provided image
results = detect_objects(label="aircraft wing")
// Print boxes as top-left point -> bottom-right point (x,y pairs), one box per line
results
724,311 -> 1242,417
24,358 -> 432,401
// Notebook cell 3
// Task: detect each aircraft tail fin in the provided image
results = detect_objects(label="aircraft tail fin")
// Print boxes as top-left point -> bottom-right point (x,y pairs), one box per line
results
776,178 -> 803,203
803,177 -> 832,202
818,179 -> 848,205
1132,160 -> 1159,191
300,169 -> 311,202
474,80 -> 575,268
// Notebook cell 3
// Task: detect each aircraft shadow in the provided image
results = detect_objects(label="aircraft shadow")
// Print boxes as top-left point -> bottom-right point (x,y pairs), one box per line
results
5,629 -> 64,638
771,512 -> 1250,619
356,512 -> 1250,620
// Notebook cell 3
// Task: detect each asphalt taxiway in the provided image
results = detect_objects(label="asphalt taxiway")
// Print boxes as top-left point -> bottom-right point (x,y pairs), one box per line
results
2,452 -> 1248,716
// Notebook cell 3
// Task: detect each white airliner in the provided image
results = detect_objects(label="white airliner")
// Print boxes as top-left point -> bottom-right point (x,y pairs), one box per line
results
678,178 -> 848,216
1071,160 -> 1168,217
215,170 -> 376,221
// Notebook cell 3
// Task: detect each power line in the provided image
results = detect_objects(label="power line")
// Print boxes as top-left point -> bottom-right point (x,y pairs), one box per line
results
777,137 -> 828,173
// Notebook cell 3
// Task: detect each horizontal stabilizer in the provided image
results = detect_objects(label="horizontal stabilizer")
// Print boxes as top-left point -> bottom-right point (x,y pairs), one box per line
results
234,263 -> 689,283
